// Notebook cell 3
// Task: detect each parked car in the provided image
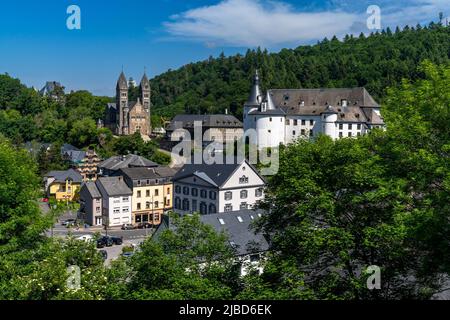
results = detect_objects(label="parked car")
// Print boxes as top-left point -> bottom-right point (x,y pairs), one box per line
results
41,198 -> 49,203
98,236 -> 113,247
76,234 -> 94,242
109,236 -> 123,245
99,250 -> 108,261
137,222 -> 152,229
61,219 -> 76,226
121,223 -> 135,230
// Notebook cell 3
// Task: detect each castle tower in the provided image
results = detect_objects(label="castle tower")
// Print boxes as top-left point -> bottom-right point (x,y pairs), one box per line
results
140,72 -> 151,135
255,91 -> 285,150
116,71 -> 129,135
243,70 -> 262,132
322,106 -> 338,140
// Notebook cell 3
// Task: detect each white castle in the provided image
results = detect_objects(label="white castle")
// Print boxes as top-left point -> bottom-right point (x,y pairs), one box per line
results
243,71 -> 385,150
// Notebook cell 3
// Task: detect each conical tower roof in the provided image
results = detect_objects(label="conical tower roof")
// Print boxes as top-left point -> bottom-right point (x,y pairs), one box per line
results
140,71 -> 150,90
246,70 -> 262,106
265,91 -> 276,110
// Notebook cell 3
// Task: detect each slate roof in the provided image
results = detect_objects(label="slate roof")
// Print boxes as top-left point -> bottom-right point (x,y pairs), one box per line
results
173,162 -> 239,187
99,154 -> 158,171
61,143 -> 80,154
167,114 -> 243,131
45,169 -> 83,184
173,159 -> 264,188
270,87 -> 379,109
119,166 -> 178,180
157,210 -> 269,256
96,176 -> 132,197
83,181 -> 102,198
200,210 -> 269,256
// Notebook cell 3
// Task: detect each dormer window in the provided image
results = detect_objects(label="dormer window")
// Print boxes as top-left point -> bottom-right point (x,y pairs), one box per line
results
300,100 -> 305,107
341,99 -> 348,107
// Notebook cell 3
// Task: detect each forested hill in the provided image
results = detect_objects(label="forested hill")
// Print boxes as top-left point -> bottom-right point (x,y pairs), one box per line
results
149,24 -> 449,120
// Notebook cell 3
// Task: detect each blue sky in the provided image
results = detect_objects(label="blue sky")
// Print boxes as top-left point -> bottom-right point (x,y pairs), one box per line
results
0,0 -> 448,96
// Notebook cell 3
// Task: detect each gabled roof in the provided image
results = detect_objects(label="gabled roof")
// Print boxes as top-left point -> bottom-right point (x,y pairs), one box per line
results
200,210 -> 269,256
173,161 -> 241,187
96,176 -> 132,197
173,158 -> 262,188
167,114 -> 243,131
157,210 -> 269,256
45,169 -> 83,184
99,154 -> 158,171
61,143 -> 80,154
82,181 -> 102,198
119,166 -> 177,180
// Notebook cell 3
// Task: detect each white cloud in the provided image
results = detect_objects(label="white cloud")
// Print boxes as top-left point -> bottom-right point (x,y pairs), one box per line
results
163,0 -> 449,48
163,0 -> 358,47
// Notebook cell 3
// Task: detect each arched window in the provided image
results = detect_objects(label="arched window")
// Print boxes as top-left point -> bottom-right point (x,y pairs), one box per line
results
240,190 -> 248,199
200,202 -> 207,215
209,204 -> 217,214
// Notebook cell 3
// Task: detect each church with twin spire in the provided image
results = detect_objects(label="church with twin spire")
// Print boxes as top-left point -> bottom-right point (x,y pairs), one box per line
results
104,71 -> 151,136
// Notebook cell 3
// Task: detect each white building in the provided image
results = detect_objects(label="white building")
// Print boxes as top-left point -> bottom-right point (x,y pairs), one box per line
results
243,71 -> 385,150
95,176 -> 133,227
172,159 -> 266,215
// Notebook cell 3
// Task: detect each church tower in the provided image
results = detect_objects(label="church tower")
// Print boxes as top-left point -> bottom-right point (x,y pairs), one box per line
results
140,72 -> 151,133
116,71 -> 129,135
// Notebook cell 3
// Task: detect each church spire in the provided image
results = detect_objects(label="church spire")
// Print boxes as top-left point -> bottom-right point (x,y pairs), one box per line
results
117,71 -> 128,90
246,69 -> 262,106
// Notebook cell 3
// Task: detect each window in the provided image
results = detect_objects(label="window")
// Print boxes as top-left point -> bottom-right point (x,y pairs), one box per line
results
301,120 -> 306,126
175,197 -> 181,210
348,132 -> 352,137
310,120 -> 314,126
348,124 -> 353,130
113,197 -> 120,204
200,189 -> 207,198
192,200 -> 198,212
154,201 -> 159,208
309,129 -> 313,137
96,207 -> 101,213
294,119 -> 298,126
209,191 -> 217,200
182,199 -> 190,211
209,204 -> 217,214
255,188 -> 263,197
146,202 -> 150,209
122,207 -> 129,213
239,176 -> 249,184
219,218 -> 225,225
286,119 -> 290,125
175,185 -> 181,194
339,132 -> 343,138
293,130 -> 296,136
357,124 -> 361,130
154,189 -> 159,196
122,197 -> 129,202
357,132 -> 361,136
167,187 -> 170,194
240,203 -> 248,210
146,190 -> 150,197
224,204 -> 233,212
183,187 -> 189,195
200,202 -> 207,215
339,124 -> 343,130
137,203 -> 141,210
146,179 -> 150,185
192,188 -> 198,197
301,129 -> 306,136
137,191 -> 141,198
269,117 -> 272,122
113,207 -> 120,214
225,191 -> 232,201
137,180 -> 141,186
240,190 -> 248,199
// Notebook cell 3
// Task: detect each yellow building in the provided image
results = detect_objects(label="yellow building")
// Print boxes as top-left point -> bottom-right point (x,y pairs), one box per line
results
119,166 -> 177,226
44,169 -> 83,202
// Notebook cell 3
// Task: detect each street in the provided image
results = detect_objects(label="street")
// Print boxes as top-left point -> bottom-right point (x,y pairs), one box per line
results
41,202 -> 154,264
